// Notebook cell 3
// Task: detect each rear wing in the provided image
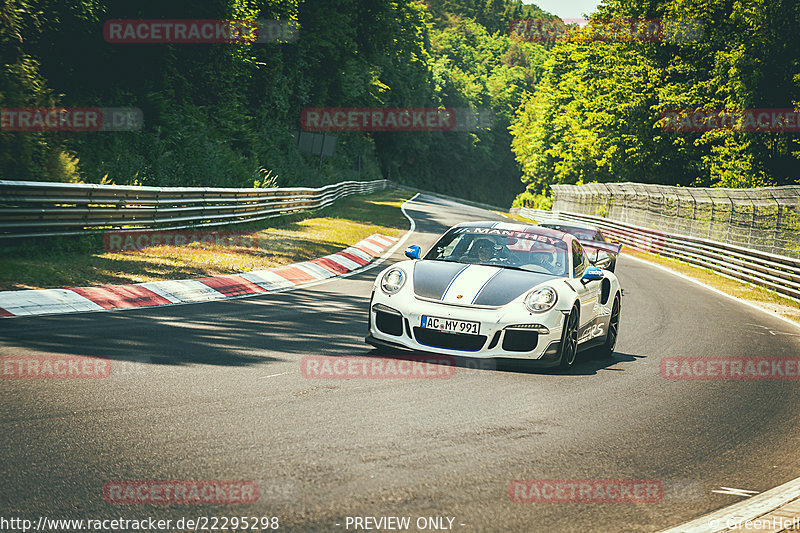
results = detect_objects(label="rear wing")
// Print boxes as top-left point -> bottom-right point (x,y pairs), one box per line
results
580,240 -> 622,256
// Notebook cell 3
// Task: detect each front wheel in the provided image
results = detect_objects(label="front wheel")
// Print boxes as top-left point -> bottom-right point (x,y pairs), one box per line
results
557,308 -> 579,370
598,295 -> 621,358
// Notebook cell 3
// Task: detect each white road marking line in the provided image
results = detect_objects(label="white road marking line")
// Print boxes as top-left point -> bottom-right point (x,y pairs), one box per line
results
712,487 -> 760,497
745,323 -> 800,337
259,372 -> 289,379
237,193 -> 420,295
659,476 -> 800,532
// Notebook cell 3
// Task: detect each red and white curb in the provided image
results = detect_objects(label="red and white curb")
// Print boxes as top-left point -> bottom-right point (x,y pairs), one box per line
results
0,234 -> 397,318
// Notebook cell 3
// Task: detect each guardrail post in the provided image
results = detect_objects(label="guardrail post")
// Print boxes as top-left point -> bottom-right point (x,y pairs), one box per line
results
772,189 -> 781,255
708,199 -> 714,240
725,190 -> 734,245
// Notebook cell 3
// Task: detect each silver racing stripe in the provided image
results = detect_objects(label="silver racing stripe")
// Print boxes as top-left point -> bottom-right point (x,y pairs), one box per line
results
471,268 -> 503,303
441,265 -> 500,304
414,261 -> 560,306
413,261 -> 469,300
440,265 -> 470,300
473,268 -> 559,306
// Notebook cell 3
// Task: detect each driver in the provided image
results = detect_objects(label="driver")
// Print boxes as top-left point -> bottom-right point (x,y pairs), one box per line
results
526,243 -> 561,274
470,238 -> 496,262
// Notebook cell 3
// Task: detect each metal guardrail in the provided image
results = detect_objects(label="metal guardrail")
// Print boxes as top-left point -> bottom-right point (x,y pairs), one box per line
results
511,206 -> 800,302
0,179 -> 389,239
5,176 -> 796,302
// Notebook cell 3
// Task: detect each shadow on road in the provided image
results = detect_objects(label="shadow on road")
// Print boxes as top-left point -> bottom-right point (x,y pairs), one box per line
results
0,287 -> 382,369
0,278 -> 646,378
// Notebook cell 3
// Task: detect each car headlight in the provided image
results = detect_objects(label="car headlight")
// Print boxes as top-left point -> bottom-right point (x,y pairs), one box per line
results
525,287 -> 558,313
380,268 -> 406,294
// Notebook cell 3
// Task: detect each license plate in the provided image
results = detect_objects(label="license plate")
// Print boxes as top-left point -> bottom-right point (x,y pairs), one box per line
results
421,315 -> 480,335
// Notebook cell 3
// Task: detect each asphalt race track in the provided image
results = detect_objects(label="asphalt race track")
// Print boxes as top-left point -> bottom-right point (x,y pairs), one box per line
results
1,194 -> 800,532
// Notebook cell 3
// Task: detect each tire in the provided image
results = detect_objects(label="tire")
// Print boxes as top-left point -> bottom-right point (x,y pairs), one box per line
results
607,258 -> 617,273
598,295 -> 621,358
557,307 -> 579,370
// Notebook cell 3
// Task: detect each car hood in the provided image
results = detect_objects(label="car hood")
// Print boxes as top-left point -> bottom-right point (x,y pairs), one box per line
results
413,261 -> 559,307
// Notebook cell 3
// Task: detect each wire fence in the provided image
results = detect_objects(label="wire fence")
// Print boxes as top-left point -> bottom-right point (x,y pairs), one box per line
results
511,206 -> 800,302
550,183 -> 800,259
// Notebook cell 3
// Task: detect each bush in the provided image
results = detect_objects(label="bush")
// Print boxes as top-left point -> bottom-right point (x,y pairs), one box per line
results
513,185 -> 552,210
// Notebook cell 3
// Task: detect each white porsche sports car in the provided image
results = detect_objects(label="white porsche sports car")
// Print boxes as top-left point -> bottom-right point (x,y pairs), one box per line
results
365,222 -> 623,369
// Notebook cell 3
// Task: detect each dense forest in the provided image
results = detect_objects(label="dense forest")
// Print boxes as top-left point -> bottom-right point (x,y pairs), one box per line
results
0,0 -> 547,206
512,0 -> 800,207
1,0 -> 799,209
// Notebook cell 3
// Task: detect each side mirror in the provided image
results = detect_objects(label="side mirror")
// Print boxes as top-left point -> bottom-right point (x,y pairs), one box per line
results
405,245 -> 421,260
581,267 -> 604,282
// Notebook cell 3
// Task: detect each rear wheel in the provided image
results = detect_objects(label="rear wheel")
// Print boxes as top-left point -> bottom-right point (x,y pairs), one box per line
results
557,307 -> 579,370
598,295 -> 620,358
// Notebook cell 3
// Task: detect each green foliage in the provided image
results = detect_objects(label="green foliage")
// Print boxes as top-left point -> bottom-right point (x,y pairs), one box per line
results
510,0 -> 800,192
512,184 -> 551,209
1,0 -> 556,206
426,0 -> 530,34
5,0 -> 795,214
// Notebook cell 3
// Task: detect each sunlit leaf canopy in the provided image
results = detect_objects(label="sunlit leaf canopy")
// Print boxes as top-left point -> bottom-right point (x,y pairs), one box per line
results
1,0 -> 797,210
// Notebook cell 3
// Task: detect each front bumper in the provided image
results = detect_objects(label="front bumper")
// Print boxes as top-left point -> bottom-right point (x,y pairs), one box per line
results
366,289 -> 567,365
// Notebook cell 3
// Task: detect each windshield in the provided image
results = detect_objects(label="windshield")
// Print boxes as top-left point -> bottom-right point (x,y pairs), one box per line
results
541,224 -> 605,242
424,228 -> 569,276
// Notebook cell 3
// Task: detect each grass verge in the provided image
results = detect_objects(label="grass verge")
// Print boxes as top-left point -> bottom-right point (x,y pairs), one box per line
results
494,211 -> 538,224
622,248 -> 800,324
0,189 -> 414,291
